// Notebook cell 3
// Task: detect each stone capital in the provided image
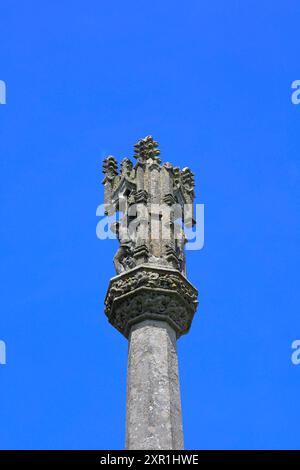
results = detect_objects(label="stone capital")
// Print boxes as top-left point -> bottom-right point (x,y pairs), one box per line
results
105,265 -> 198,339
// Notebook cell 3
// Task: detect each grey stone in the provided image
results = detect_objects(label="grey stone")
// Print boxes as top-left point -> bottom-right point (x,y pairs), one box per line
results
126,320 -> 183,450
102,136 -> 196,275
105,264 -> 198,339
102,136 -> 198,450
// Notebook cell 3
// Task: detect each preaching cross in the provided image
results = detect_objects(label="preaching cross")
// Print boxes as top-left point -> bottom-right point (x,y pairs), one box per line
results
103,136 -> 198,450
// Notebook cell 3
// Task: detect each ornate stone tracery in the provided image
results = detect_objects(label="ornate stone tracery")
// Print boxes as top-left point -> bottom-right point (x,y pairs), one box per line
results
102,136 -> 196,276
103,136 -> 198,339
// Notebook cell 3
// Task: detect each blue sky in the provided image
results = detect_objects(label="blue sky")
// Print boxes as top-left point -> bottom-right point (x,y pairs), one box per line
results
1,1 -> 300,449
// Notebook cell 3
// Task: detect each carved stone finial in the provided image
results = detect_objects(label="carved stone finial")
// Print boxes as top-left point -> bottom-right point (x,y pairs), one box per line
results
181,167 -> 195,196
102,155 -> 118,181
133,135 -> 161,164
102,137 -> 196,275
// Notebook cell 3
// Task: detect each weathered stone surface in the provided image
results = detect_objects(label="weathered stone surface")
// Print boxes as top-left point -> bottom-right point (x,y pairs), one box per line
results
102,136 -> 199,450
102,136 -> 196,275
105,265 -> 198,339
126,320 -> 183,450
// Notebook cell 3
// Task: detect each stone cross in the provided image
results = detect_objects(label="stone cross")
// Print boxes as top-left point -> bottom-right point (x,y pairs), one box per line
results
103,136 -> 198,450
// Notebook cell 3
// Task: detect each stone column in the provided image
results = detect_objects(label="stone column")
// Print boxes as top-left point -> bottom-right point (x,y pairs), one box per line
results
104,265 -> 198,450
126,320 -> 183,450
103,136 -> 198,451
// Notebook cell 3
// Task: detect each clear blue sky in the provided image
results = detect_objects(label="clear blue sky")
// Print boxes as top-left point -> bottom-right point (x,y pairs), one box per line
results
1,1 -> 299,450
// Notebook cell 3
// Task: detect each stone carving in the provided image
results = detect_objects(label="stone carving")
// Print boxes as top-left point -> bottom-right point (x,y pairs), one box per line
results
105,266 -> 198,338
102,136 -> 196,275
111,221 -> 136,274
102,137 -> 199,450
103,136 -> 198,337
113,242 -> 136,274
113,293 -> 188,337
